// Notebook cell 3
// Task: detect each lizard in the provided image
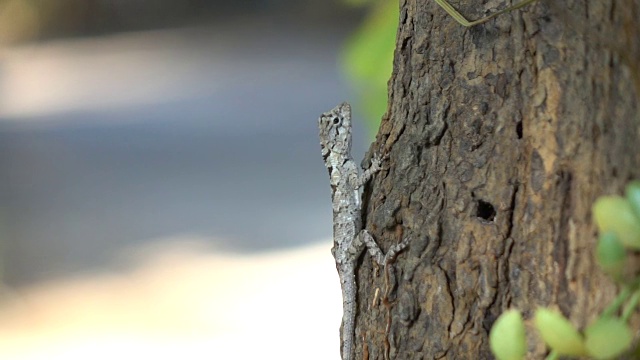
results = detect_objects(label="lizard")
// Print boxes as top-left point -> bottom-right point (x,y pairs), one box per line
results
318,102 -> 409,360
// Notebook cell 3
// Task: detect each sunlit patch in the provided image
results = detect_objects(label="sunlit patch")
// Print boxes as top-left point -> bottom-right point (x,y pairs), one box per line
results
0,237 -> 341,360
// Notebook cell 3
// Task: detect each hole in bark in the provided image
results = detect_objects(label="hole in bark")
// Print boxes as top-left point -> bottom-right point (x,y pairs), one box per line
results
516,121 -> 523,139
477,200 -> 496,222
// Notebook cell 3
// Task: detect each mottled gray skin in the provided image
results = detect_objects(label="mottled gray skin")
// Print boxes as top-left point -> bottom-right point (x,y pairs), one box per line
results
318,102 -> 408,360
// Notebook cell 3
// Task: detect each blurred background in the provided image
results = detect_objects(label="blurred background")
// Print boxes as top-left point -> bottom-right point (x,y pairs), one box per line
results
0,0 -> 397,359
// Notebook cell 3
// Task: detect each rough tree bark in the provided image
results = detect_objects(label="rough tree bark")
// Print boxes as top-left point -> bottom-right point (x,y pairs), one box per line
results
356,1 -> 640,359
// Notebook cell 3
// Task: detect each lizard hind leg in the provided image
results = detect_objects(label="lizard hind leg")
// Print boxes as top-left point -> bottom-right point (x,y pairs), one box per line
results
358,230 -> 410,266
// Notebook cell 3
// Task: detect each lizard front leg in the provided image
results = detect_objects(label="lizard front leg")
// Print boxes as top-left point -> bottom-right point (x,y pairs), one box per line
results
352,153 -> 388,189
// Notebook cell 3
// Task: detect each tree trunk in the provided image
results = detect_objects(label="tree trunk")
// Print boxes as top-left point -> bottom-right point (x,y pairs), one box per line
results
357,1 -> 640,359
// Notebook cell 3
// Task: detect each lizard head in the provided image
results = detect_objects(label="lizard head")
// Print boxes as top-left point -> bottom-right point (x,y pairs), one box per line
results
318,102 -> 352,160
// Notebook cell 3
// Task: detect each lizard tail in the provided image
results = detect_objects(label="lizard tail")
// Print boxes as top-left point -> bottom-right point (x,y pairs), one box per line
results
340,267 -> 357,360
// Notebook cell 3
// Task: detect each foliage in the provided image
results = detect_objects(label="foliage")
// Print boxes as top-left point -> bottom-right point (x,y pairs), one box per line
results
489,310 -> 526,360
534,308 -> 587,357
341,0 -> 398,136
489,180 -> 640,360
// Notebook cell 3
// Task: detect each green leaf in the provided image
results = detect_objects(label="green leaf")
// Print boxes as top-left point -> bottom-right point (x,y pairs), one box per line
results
341,0 -> 398,135
592,196 -> 640,249
596,231 -> 626,278
534,308 -> 586,357
585,317 -> 633,359
490,310 -> 527,360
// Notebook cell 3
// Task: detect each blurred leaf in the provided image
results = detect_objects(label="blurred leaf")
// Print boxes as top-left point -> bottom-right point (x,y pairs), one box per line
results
342,0 -> 398,136
593,196 -> 640,249
489,309 -> 527,360
585,317 -> 632,359
534,308 -> 587,357
596,231 -> 626,278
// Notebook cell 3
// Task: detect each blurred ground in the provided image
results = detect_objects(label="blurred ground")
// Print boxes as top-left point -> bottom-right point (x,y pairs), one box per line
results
0,2 -> 378,358
0,238 -> 342,360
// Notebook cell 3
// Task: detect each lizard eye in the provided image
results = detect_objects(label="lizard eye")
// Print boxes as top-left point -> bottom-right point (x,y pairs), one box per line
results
332,117 -> 341,125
